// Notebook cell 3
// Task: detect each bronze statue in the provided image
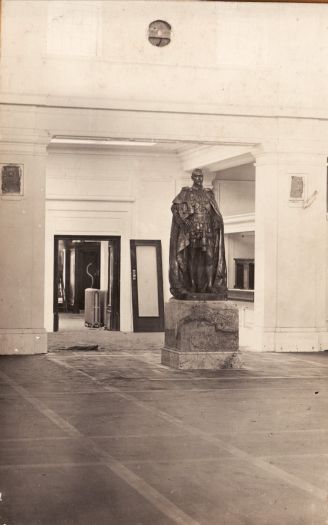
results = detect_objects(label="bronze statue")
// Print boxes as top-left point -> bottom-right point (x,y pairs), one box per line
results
169,169 -> 227,299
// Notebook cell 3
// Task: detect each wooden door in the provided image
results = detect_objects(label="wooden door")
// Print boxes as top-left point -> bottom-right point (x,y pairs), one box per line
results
130,240 -> 164,332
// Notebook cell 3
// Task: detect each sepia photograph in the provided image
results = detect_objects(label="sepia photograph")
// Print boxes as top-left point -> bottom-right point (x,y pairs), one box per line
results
1,0 -> 328,523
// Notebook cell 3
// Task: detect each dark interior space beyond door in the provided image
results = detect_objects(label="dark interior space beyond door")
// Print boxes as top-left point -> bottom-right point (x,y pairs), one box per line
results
130,240 -> 164,332
74,242 -> 101,311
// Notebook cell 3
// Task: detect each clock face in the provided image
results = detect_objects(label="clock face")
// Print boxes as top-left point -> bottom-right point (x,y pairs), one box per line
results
148,20 -> 171,47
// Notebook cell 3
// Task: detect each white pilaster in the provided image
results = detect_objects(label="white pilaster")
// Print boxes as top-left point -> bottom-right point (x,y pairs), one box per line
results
0,141 -> 48,354
254,151 -> 328,352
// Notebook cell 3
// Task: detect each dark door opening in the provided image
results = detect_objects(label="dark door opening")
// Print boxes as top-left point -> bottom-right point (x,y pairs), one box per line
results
75,241 -> 101,312
53,235 -> 120,332
234,258 -> 255,291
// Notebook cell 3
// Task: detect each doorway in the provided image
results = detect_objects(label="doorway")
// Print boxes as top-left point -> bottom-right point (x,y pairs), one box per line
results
130,240 -> 164,332
53,235 -> 120,332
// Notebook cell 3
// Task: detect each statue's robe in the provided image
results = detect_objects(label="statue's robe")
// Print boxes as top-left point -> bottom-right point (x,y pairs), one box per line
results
169,186 -> 227,297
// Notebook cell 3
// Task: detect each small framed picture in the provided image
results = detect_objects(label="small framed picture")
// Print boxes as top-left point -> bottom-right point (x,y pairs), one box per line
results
0,164 -> 24,198
289,174 -> 306,206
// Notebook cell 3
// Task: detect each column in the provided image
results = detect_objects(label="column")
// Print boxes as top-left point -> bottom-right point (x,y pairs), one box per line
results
100,240 -> 109,290
0,141 -> 48,355
254,151 -> 328,352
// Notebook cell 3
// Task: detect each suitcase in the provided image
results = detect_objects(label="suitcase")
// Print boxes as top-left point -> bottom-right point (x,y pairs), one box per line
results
84,289 -> 100,328
99,290 -> 108,327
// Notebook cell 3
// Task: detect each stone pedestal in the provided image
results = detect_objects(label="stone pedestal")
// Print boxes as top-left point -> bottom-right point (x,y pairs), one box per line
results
161,299 -> 241,369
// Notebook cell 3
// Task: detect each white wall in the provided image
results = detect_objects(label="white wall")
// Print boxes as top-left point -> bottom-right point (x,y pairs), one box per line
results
44,147 -> 184,332
2,1 -> 328,118
236,301 -> 255,351
219,181 -> 255,217
215,164 -> 255,217
0,143 -> 48,354
226,230 -> 255,350
254,152 -> 328,352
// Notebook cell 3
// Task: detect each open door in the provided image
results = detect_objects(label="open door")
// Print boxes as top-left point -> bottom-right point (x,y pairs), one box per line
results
130,240 -> 164,332
53,235 -> 120,332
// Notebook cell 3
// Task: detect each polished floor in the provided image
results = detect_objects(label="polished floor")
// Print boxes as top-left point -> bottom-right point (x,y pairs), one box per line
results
58,313 -> 86,332
1,340 -> 328,524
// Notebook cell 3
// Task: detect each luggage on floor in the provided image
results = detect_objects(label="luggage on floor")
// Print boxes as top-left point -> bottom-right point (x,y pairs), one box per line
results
84,288 -> 100,328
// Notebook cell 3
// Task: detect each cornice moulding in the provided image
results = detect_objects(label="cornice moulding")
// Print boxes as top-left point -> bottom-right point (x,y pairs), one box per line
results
224,213 -> 255,233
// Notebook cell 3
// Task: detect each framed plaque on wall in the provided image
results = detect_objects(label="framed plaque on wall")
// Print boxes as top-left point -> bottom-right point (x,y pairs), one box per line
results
0,164 -> 24,198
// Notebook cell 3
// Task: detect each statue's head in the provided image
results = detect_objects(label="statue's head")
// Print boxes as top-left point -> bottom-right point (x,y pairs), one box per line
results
191,168 -> 203,187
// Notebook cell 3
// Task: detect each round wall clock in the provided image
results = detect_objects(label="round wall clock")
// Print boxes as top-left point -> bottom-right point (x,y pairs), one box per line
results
148,20 -> 171,47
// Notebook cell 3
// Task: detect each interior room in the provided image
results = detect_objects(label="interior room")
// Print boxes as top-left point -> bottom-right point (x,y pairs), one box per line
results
2,2 -> 328,524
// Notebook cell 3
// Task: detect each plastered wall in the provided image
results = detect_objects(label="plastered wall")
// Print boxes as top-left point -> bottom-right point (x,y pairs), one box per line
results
215,164 -> 255,217
218,181 -> 255,217
0,150 -> 46,329
1,1 -> 328,117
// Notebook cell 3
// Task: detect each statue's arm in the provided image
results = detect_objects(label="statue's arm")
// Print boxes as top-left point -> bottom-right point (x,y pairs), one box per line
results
171,203 -> 193,231
171,204 -> 185,229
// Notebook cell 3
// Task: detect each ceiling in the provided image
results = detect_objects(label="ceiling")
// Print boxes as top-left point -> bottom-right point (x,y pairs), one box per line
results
48,137 -> 204,155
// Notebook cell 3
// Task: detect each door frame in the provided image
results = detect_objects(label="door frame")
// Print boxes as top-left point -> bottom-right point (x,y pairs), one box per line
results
130,239 -> 164,332
53,235 -> 120,332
